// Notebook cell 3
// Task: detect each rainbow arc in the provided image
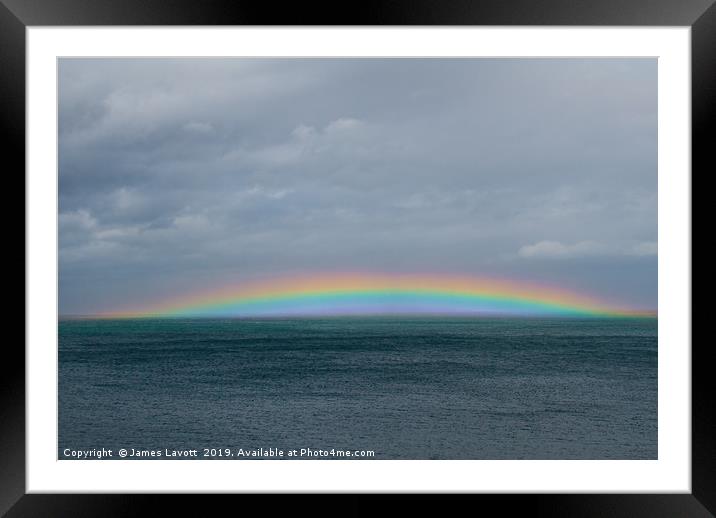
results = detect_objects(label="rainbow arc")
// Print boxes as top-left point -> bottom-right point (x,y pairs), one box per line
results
105,273 -> 655,318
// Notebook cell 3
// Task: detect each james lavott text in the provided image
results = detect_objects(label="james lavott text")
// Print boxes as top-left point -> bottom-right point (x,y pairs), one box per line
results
62,448 -> 199,459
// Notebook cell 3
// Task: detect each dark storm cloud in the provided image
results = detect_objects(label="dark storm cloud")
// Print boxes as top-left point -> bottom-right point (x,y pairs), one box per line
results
58,58 -> 657,314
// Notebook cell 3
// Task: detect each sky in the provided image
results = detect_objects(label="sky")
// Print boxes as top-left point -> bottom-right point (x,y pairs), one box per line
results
58,58 -> 657,315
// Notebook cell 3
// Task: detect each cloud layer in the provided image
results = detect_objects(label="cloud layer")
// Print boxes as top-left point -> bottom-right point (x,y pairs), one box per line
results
59,58 -> 657,314
518,240 -> 657,259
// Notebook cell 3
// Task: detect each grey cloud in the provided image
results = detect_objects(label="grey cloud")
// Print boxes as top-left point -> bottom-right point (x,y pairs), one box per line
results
58,58 -> 657,314
627,241 -> 658,256
518,241 -> 607,259
517,240 -> 658,259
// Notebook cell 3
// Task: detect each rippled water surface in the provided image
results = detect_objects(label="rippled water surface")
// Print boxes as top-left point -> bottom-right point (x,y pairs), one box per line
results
59,317 -> 657,459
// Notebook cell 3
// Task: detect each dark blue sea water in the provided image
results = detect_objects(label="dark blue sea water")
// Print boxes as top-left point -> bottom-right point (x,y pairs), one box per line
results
58,317 -> 657,459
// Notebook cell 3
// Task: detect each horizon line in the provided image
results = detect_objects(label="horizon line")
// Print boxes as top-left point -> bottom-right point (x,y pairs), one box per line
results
59,311 -> 658,321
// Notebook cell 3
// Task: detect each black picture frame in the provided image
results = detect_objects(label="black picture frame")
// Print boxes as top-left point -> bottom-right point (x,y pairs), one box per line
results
4,0 -> 709,514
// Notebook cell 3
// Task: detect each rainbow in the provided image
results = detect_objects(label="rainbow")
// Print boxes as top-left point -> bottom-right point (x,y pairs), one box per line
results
103,273 -> 655,318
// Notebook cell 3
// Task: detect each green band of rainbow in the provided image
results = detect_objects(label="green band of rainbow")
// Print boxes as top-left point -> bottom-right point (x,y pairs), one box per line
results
104,273 -> 655,318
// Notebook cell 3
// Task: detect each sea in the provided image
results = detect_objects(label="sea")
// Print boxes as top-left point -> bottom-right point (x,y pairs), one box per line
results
58,317 -> 657,460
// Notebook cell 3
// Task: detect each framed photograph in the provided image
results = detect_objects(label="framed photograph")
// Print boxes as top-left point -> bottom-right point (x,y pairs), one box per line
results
6,0 -> 709,514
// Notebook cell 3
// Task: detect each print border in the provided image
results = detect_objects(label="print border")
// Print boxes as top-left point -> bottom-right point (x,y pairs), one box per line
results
5,0 -> 710,514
